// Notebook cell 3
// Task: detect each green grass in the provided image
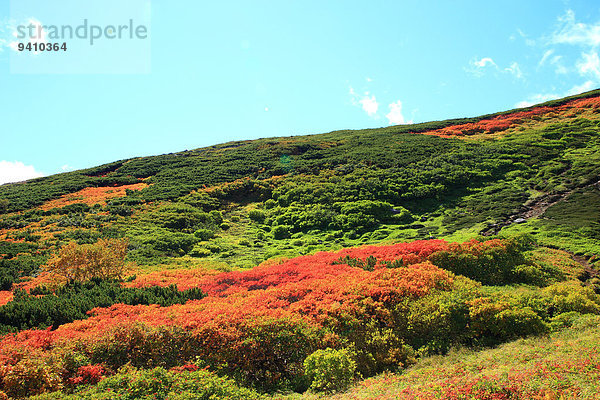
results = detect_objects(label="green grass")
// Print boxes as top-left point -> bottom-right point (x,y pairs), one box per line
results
543,185 -> 600,233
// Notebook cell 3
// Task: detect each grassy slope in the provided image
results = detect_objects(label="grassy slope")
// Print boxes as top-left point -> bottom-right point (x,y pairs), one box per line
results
283,315 -> 600,400
2,90 -> 600,274
0,90 -> 600,398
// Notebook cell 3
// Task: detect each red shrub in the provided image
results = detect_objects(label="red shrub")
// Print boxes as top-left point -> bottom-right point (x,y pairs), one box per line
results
0,238 -> 526,394
68,364 -> 104,386
418,94 -> 600,138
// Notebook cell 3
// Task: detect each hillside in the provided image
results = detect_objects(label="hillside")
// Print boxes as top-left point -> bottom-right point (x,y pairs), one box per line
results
0,90 -> 599,399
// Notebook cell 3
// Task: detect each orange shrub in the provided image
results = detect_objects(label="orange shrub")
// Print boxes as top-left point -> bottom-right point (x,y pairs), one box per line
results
0,237 -> 554,395
419,94 -> 600,139
0,292 -> 12,307
40,183 -> 147,210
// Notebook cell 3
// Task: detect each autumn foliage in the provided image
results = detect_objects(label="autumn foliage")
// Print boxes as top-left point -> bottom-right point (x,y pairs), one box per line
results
419,95 -> 600,138
39,183 -> 148,211
0,292 -> 12,307
0,237 -> 598,397
45,238 -> 129,282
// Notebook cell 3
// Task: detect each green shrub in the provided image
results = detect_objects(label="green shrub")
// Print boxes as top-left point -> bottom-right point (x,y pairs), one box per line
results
428,237 -> 531,285
468,298 -> 548,345
107,204 -> 133,216
248,210 -> 266,223
179,191 -> 221,211
206,243 -> 222,253
549,311 -> 584,331
0,199 -> 8,214
0,280 -> 204,333
349,326 -> 417,376
189,245 -> 211,258
339,200 -> 393,220
209,210 -> 224,224
193,228 -> 214,241
401,285 -> 473,355
304,348 -> 356,393
493,307 -> 549,339
132,228 -> 199,256
30,366 -> 263,400
512,264 -> 547,286
543,282 -> 600,315
264,199 -> 277,209
272,225 -> 291,240
0,254 -> 46,291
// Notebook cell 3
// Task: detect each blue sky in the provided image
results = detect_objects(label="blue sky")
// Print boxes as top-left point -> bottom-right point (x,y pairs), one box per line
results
1,0 -> 600,184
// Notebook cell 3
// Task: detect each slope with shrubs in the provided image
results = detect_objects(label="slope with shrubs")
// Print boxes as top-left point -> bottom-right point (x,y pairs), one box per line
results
0,236 -> 599,398
289,314 -> 600,400
0,91 -> 599,398
1,90 -> 600,272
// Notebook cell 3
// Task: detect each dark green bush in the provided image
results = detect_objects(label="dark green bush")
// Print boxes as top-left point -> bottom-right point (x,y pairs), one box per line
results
0,279 -> 204,333
194,228 -> 214,241
248,209 -> 266,223
0,254 -> 46,290
272,225 -> 291,239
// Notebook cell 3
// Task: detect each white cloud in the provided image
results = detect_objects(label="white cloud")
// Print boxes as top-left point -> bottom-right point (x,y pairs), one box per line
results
0,161 -> 45,185
505,62 -> 523,79
359,94 -> 378,116
555,64 -> 568,74
576,51 -> 600,80
350,87 -> 379,117
0,18 -> 48,54
566,80 -> 596,96
542,11 -> 600,81
467,57 -> 499,77
473,57 -> 496,68
0,18 -> 48,53
60,164 -> 76,172
386,101 -> 412,125
538,50 -> 567,74
539,49 -> 554,66
514,93 -> 560,108
468,57 -> 525,79
550,55 -> 568,74
551,10 -> 600,47
513,28 -> 536,46
0,19 -> 10,52
470,10 -> 600,106
515,81 -> 596,108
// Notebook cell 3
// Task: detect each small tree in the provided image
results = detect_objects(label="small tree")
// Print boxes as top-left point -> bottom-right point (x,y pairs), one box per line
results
46,239 -> 128,282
